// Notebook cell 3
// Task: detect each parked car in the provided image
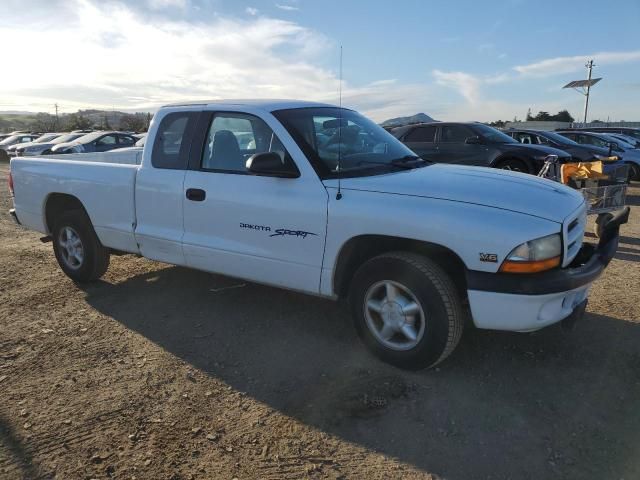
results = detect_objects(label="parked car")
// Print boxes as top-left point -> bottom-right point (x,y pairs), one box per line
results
601,132 -> 640,149
556,130 -> 640,180
505,128 -> 628,178
15,132 -> 87,156
571,126 -> 640,142
6,132 -> 64,157
49,131 -> 138,154
391,122 -> 571,174
9,100 -> 628,369
133,134 -> 146,147
0,133 -> 41,161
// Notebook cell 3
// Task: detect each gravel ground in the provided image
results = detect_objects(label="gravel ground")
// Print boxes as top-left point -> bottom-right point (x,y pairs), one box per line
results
0,162 -> 638,480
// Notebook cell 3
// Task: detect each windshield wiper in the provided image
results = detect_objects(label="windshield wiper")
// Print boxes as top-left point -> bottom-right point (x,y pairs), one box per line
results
391,155 -> 432,166
353,155 -> 431,171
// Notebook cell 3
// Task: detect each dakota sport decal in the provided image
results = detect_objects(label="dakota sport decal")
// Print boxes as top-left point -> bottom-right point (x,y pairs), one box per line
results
240,223 -> 317,239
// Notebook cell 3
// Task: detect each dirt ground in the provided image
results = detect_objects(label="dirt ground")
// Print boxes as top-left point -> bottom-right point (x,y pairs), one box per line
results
0,162 -> 638,480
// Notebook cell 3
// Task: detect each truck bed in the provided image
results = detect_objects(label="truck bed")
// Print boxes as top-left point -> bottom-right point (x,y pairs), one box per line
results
11,156 -> 140,254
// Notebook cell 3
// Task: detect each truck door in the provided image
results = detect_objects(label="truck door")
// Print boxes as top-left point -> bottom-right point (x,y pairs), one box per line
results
182,110 -> 328,294
134,110 -> 200,265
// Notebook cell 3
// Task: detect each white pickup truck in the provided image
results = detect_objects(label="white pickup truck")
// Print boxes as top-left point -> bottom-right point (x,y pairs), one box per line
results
9,100 -> 629,369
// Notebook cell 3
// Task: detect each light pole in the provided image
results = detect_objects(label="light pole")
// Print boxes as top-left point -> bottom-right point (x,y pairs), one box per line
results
562,60 -> 601,127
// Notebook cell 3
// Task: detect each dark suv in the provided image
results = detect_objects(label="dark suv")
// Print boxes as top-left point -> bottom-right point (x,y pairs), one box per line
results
391,122 -> 570,174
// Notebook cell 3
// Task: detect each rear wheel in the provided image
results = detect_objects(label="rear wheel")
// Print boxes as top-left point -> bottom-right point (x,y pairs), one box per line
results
496,158 -> 529,174
52,210 -> 110,282
349,252 -> 465,369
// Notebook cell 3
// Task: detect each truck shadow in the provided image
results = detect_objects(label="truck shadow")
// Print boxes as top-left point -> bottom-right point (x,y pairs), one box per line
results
82,265 -> 640,480
0,414 -> 41,480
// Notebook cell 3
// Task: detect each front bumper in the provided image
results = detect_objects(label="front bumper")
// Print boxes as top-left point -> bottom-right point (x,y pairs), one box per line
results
466,207 -> 629,332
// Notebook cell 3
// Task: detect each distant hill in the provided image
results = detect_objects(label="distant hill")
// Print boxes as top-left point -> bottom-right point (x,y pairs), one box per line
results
381,113 -> 435,128
0,109 -> 152,133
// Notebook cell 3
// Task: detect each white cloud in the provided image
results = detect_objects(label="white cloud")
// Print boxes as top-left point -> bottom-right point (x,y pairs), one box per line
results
245,7 -> 259,15
433,70 -> 481,104
146,0 -> 187,9
0,0 -> 430,122
514,50 -> 640,77
275,3 -> 300,11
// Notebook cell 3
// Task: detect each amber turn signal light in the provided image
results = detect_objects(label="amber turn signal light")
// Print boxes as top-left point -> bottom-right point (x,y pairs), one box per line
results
499,256 -> 561,274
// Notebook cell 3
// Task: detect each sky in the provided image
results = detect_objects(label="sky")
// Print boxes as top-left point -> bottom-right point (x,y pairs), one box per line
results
1,0 -> 639,122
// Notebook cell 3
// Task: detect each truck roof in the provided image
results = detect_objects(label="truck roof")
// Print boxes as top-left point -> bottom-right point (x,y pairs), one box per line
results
162,99 -> 338,112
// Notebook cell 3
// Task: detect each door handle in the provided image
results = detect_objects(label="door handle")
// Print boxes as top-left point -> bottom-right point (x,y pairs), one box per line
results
186,188 -> 206,201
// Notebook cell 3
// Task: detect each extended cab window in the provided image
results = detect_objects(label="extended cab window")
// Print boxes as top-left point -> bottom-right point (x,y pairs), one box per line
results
405,125 -> 436,142
200,112 -> 293,173
152,111 -> 198,169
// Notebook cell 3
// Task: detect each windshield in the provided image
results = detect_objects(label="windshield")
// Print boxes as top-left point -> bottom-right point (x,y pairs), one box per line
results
70,132 -> 104,144
51,133 -> 84,144
610,134 -> 638,146
600,133 -> 633,149
273,107 -> 424,177
34,133 -> 61,143
474,124 -> 517,143
540,131 -> 579,146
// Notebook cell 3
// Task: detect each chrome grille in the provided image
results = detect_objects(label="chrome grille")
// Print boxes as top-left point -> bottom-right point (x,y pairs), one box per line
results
563,203 -> 587,267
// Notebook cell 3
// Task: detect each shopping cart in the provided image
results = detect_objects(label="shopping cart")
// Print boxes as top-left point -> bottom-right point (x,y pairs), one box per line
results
538,155 -> 629,238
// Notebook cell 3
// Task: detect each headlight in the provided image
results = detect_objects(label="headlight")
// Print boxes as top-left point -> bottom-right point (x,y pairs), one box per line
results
500,233 -> 561,273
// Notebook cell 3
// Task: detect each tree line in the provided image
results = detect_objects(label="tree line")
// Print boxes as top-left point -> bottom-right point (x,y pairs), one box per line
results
0,110 -> 153,133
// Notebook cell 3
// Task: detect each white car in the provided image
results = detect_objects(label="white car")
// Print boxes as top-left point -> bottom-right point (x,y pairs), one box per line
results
9,100 -> 628,369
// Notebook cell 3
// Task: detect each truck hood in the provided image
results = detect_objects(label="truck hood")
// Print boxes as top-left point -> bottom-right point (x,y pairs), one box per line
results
326,164 -> 584,223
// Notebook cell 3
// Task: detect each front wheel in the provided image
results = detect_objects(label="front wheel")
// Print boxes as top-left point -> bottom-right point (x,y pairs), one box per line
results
52,210 -> 110,282
349,252 -> 465,369
627,163 -> 640,182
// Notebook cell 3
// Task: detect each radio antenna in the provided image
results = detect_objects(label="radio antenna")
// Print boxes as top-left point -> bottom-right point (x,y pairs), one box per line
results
336,45 -> 343,200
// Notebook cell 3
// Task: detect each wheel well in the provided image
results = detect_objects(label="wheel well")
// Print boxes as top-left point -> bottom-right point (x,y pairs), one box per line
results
493,156 -> 534,174
44,193 -> 86,234
333,235 -> 468,299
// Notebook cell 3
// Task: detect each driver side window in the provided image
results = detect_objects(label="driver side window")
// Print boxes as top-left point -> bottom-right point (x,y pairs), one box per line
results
440,125 -> 474,143
201,113 -> 292,173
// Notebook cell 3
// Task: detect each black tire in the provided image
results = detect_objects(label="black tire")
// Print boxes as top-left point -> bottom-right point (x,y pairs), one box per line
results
349,252 -> 465,370
496,158 -> 529,174
52,210 -> 110,282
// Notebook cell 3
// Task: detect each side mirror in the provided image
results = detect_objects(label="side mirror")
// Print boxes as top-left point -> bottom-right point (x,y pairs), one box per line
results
465,135 -> 482,145
608,142 -> 619,155
246,152 -> 299,178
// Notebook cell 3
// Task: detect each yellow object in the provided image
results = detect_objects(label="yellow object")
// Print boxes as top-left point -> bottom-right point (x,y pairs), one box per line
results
499,256 -> 561,273
560,161 -> 608,184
